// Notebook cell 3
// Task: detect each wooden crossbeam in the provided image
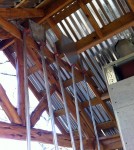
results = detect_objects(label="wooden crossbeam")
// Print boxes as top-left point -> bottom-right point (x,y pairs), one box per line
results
38,0 -> 74,24
0,29 -> 12,40
0,84 -> 22,124
76,12 -> 134,54
127,0 -> 134,12
0,121 -> 94,148
0,8 -> 45,19
0,17 -> 22,40
97,121 -> 117,130
100,134 -> 122,150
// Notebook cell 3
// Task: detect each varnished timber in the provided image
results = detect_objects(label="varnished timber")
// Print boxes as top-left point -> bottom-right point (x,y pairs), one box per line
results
76,12 -> 134,54
0,17 -> 22,40
99,134 -> 122,150
31,96 -> 48,127
97,121 -> 117,130
0,8 -> 45,19
0,84 -> 22,124
15,39 -> 26,125
52,1 -> 79,24
127,0 -> 134,12
0,28 -> 12,40
0,121 -> 94,149
37,0 -> 74,24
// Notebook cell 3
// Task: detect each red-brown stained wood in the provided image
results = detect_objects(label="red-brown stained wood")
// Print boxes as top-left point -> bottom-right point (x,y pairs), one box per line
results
0,121 -> 94,149
0,16 -> 22,40
31,97 -> 48,127
0,84 -> 22,124
127,0 -> 134,12
15,39 -> 26,125
0,8 -> 45,19
100,134 -> 122,149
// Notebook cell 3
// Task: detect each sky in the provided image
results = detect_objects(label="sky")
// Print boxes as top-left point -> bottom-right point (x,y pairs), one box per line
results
0,51 -> 72,150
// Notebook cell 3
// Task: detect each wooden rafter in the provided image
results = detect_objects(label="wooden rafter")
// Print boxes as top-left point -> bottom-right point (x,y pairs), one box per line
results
37,0 -> 74,24
127,0 -> 134,12
0,8 -> 45,19
75,12 -> 134,54
100,134 -> 122,150
0,84 -> 22,124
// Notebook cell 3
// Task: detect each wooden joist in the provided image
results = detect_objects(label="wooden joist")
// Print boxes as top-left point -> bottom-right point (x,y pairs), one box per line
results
0,29 -> 12,40
127,0 -> 134,12
38,0 -> 74,24
0,17 -> 22,40
0,8 -> 45,19
0,84 -> 22,124
100,134 -> 122,150
76,12 -> 134,54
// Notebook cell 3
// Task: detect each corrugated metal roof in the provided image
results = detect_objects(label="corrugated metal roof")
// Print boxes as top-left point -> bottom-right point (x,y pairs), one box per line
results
5,0 -> 134,139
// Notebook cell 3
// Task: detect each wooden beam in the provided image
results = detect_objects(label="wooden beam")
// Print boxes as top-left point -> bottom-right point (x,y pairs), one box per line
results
0,28 -> 12,40
0,121 -> 94,148
100,134 -> 122,150
0,17 -> 22,40
0,84 -> 22,124
52,1 -> 79,24
15,39 -> 26,125
0,8 -> 45,19
31,97 -> 48,127
54,108 -> 65,117
127,0 -> 134,12
76,12 -> 134,54
97,121 -> 117,130
38,0 -> 74,24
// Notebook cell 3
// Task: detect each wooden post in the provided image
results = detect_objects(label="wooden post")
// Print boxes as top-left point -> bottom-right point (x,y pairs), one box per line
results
15,39 -> 26,125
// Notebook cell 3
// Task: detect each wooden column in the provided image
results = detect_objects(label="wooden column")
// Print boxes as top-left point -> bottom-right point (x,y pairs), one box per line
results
15,39 -> 26,125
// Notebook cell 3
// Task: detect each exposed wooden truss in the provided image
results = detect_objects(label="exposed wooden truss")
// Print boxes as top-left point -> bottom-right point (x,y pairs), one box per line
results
0,0 -> 133,149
